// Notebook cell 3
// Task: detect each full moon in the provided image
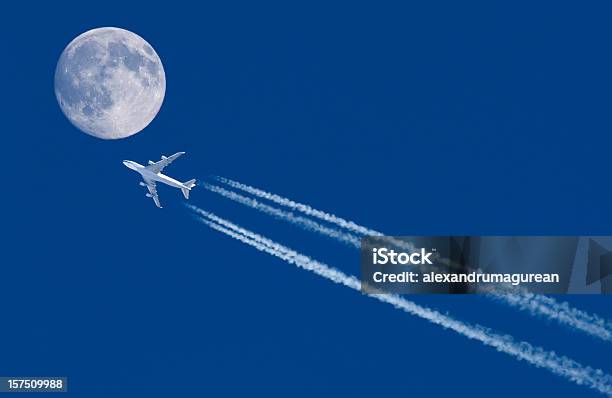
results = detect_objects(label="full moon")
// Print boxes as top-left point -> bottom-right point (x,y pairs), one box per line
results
54,27 -> 166,139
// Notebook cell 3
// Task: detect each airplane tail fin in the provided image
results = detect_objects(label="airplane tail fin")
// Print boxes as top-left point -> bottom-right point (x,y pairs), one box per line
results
181,179 -> 196,199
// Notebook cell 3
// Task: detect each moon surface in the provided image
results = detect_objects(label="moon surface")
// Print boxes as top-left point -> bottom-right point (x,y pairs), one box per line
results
54,27 -> 166,139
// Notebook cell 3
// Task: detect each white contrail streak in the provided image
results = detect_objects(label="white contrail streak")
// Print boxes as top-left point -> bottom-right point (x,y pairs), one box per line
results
211,176 -> 612,343
199,183 -> 361,248
495,293 -> 612,342
214,176 -> 383,236
189,207 -> 612,397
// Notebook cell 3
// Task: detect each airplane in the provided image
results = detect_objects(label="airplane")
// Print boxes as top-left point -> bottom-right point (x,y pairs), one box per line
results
123,152 -> 196,208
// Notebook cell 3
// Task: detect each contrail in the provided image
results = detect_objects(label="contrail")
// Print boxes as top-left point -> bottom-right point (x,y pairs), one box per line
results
188,207 -> 612,397
211,176 -> 612,343
214,176 -> 383,236
199,183 -> 361,248
495,293 -> 612,342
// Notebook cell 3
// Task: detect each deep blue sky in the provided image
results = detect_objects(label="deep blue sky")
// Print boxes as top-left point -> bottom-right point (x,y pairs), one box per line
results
1,1 -> 611,396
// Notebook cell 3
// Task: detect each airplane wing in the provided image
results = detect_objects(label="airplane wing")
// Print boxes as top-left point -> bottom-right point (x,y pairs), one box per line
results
144,179 -> 162,208
145,152 -> 185,174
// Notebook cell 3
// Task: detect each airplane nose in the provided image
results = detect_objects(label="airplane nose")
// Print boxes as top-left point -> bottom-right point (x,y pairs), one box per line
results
122,161 -> 129,167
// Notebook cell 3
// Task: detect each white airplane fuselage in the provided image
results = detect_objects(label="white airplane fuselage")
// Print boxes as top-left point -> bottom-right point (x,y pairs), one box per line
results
123,152 -> 196,208
123,160 -> 187,189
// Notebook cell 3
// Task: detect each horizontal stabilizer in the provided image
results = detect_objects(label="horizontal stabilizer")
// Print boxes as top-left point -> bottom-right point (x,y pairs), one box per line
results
181,179 -> 196,199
